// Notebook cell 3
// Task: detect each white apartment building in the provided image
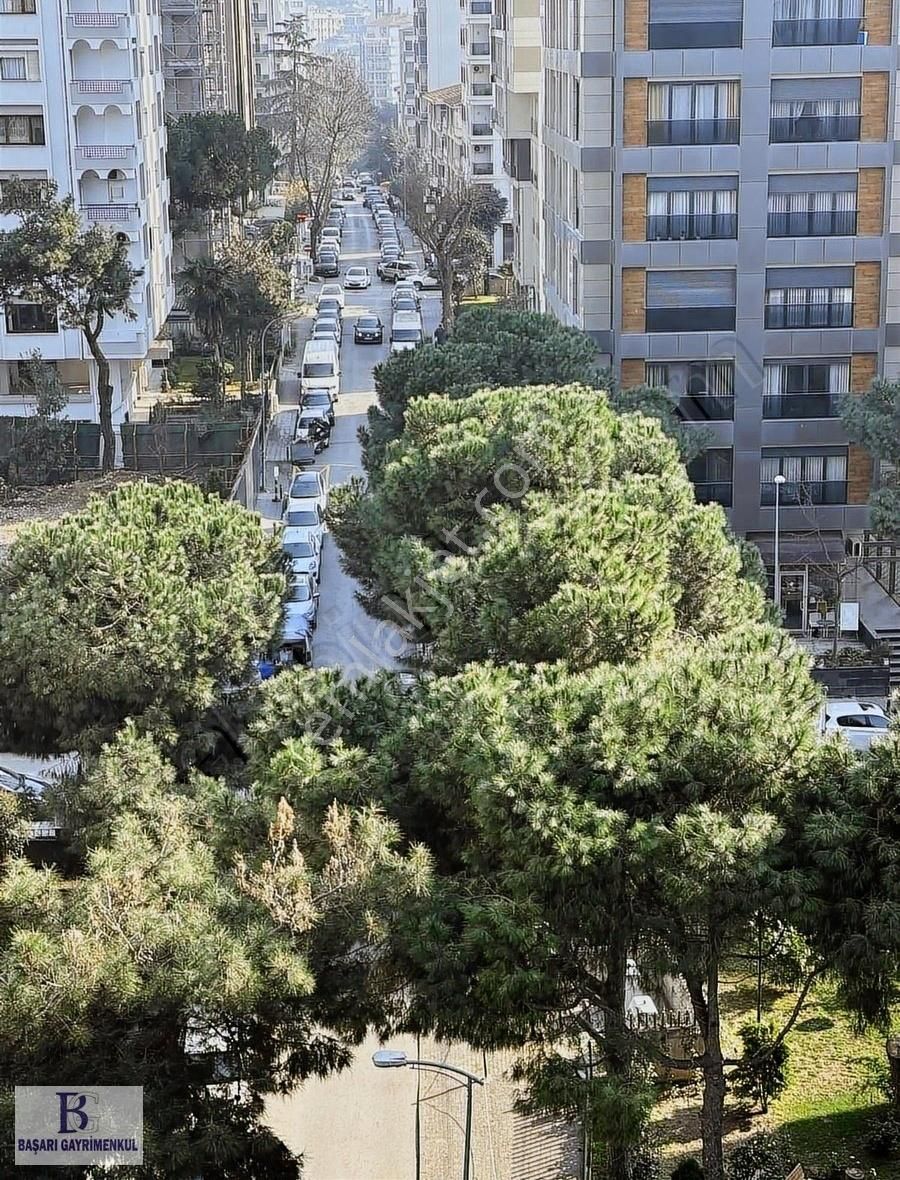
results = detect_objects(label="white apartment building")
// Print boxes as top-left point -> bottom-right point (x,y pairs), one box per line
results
252,0 -> 287,101
305,5 -> 345,44
362,12 -> 413,110
0,0 -> 173,425
413,0 -> 460,147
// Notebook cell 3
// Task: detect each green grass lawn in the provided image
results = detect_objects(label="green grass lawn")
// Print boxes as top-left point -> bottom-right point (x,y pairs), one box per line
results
168,355 -> 243,399
654,979 -> 899,1174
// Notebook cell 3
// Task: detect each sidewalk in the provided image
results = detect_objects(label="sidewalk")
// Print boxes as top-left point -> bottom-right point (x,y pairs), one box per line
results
253,319 -> 307,533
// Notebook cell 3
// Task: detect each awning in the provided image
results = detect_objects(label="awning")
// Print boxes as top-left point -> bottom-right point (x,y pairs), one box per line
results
747,531 -> 848,568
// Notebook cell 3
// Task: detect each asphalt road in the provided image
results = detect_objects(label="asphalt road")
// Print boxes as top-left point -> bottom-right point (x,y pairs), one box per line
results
306,197 -> 441,676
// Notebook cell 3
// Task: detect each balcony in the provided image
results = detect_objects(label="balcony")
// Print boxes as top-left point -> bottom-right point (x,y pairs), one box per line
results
767,208 -> 857,237
762,392 -> 842,418
471,82 -> 492,96
647,118 -> 739,146
468,41 -> 491,56
66,10 -> 129,36
678,394 -> 735,421
760,479 -> 846,506
693,481 -> 733,507
471,122 -> 492,137
772,16 -> 862,45
764,301 -> 853,329
470,0 -> 491,11
472,161 -> 494,176
81,203 -> 140,224
70,78 -> 133,104
769,113 -> 859,143
75,143 -> 135,167
645,305 -> 736,332
647,213 -> 737,241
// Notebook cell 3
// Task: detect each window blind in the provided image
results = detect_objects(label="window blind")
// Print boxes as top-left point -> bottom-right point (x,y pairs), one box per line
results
768,172 -> 856,194
647,270 -> 736,308
651,0 -> 742,19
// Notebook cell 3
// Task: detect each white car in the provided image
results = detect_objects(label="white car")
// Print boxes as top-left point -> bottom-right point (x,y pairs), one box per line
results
821,699 -> 890,753
286,469 -> 328,515
404,271 -> 441,291
283,502 -> 326,535
285,575 -> 319,629
318,283 -> 345,309
282,527 -> 322,583
344,266 -> 371,289
393,281 -> 421,308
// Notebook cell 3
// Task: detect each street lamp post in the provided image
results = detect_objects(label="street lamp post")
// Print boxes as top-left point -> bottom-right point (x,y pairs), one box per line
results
773,473 -> 787,608
373,1049 -> 484,1180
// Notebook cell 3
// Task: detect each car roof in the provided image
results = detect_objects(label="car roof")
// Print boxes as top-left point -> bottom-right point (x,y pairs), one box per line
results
347,265 -> 368,272
825,700 -> 887,718
357,313 -> 380,321
393,309 -> 422,322
283,526 -> 321,542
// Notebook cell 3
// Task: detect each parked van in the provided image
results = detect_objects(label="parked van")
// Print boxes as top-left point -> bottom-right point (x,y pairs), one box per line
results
390,310 -> 423,355
301,339 -> 340,395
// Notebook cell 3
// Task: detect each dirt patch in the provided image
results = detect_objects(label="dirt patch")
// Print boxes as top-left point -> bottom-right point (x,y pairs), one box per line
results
0,472 -> 157,552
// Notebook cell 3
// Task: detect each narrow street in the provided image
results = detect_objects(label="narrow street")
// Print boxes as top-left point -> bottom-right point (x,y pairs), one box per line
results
260,196 -> 441,677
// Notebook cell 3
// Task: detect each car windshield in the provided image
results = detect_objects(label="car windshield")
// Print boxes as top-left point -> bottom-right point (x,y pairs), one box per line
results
393,328 -> 422,342
305,392 -> 330,403
285,510 -> 320,527
349,269 -> 367,277
289,476 -> 319,497
836,713 -> 890,729
394,300 -> 416,310
358,317 -> 379,327
287,582 -> 312,602
303,363 -> 334,377
284,541 -> 314,559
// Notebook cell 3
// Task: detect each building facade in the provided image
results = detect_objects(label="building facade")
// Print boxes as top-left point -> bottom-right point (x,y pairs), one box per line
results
0,0 -> 174,427
413,0 -> 460,147
494,0 -> 896,607
161,0 -> 254,126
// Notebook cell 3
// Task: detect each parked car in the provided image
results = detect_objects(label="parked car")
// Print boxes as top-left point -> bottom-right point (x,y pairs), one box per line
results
302,388 -> 336,425
285,576 -> 319,629
312,321 -> 340,344
287,470 -> 328,513
405,270 -> 442,291
344,266 -> 371,289
318,283 -> 345,308
317,296 -> 343,320
282,527 -> 322,582
378,258 -> 418,282
283,503 -> 326,532
354,314 -> 384,344
392,295 -> 418,315
314,253 -> 340,278
393,279 -> 420,303
821,699 -> 890,752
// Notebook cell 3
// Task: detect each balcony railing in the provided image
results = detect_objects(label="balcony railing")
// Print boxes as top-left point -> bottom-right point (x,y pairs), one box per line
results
647,118 -> 739,146
769,114 -> 860,143
693,481 -> 733,507
649,19 -> 742,48
471,123 -> 492,136
73,78 -> 128,93
678,394 -> 735,421
68,11 -> 126,25
762,392 -> 843,418
468,41 -> 491,55
471,82 -> 492,96
772,16 -> 861,45
470,0 -> 491,11
645,306 -> 737,332
760,479 -> 847,506
75,144 -> 134,165
647,212 -> 737,241
767,209 -> 857,237
81,203 -> 139,221
472,161 -> 494,175
764,300 -> 853,329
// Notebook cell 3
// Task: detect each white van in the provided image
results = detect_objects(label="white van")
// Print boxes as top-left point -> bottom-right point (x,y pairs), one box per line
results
301,339 -> 340,395
390,310 -> 423,355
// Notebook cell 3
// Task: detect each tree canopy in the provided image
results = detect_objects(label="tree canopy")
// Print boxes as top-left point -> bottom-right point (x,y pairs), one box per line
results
0,480 -> 285,757
842,375 -> 899,536
0,180 -> 141,470
332,383 -> 765,668
167,114 -> 279,216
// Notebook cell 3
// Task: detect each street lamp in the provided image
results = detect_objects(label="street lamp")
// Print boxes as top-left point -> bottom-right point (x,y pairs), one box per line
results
372,1049 -> 484,1180
773,473 -> 787,608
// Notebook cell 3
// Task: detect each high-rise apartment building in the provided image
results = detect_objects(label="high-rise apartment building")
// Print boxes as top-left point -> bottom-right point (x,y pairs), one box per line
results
362,12 -> 413,109
0,0 -> 174,428
413,0 -> 460,147
495,0 -> 893,617
161,0 -> 254,125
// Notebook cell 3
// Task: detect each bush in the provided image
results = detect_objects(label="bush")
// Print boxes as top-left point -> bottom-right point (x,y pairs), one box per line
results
726,1133 -> 789,1180
865,1110 -> 900,1158
672,1160 -> 705,1180
730,1022 -> 789,1113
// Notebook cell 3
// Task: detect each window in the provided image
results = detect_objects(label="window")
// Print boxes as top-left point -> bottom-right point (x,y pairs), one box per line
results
648,81 -> 740,145
773,0 -> 862,45
687,448 -> 733,506
0,56 -> 26,80
767,173 -> 857,237
5,301 -> 57,333
765,267 -> 853,329
645,270 -> 736,333
770,77 -> 860,142
760,449 -> 848,504
0,113 -> 44,144
646,360 -> 735,420
649,0 -> 742,48
647,177 -> 738,241
0,0 -> 36,12
763,359 -> 849,417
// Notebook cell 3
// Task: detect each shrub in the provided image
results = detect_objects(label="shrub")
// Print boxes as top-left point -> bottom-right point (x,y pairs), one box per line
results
726,1133 -> 789,1180
865,1110 -> 900,1158
672,1159 -> 705,1180
730,1022 -> 789,1113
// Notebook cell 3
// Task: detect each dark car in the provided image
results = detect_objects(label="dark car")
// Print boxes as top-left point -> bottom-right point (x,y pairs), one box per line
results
354,314 -> 384,344
302,389 -> 336,425
314,253 -> 339,278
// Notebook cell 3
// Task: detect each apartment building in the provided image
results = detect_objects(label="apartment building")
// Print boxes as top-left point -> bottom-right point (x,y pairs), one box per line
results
161,0 -> 254,125
495,0 -> 895,619
413,0 -> 460,147
0,0 -> 173,428
362,12 -> 413,109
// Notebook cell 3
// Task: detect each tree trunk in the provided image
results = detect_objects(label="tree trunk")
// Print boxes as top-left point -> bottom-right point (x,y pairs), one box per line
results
598,923 -> 636,1180
84,327 -> 115,473
698,956 -> 727,1180
438,257 -> 455,328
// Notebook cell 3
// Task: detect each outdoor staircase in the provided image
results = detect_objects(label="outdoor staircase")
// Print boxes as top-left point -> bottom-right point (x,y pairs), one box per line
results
857,555 -> 900,689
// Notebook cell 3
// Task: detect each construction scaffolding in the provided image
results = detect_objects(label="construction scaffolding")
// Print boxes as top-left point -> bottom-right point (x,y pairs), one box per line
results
161,0 -> 229,117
